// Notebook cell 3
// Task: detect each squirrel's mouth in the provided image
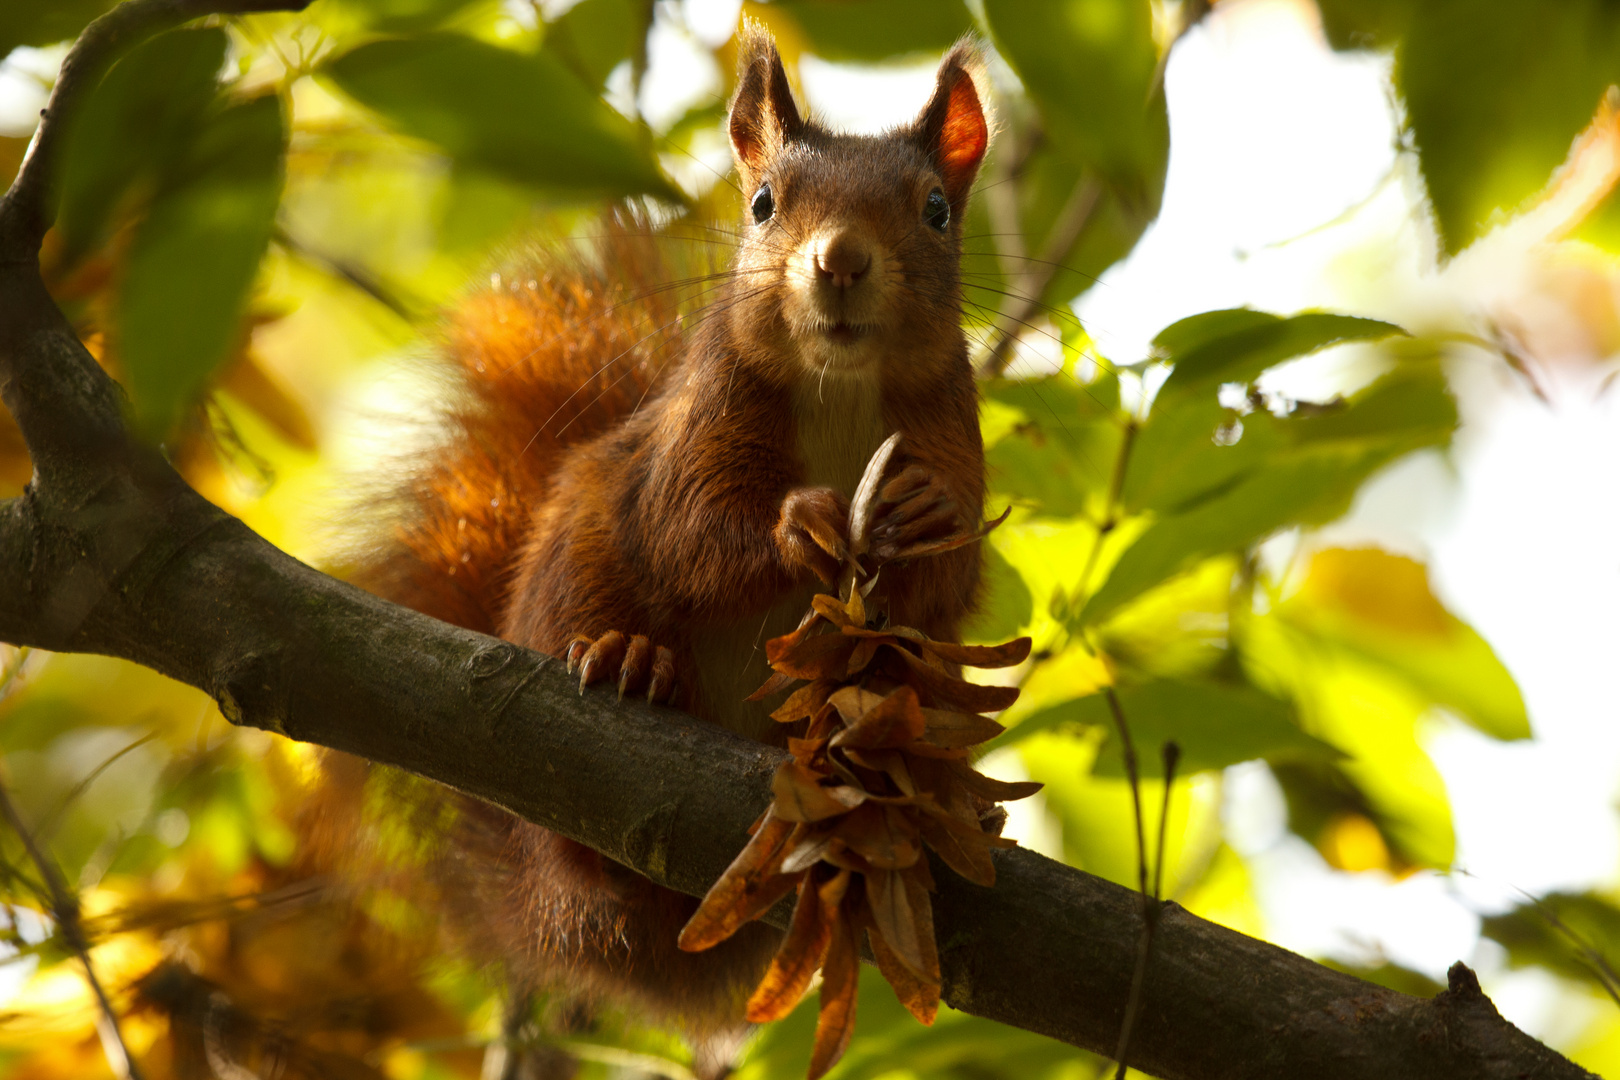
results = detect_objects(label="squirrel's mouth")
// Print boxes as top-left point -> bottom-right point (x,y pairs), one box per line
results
824,321 -> 868,345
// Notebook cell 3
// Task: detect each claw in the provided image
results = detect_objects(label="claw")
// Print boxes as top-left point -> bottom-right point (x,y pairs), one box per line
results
647,645 -> 677,704
565,635 -> 592,675
576,630 -> 627,695
621,635 -> 653,699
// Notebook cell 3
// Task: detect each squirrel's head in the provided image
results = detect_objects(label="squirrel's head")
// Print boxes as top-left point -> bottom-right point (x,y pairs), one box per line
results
725,24 -> 990,384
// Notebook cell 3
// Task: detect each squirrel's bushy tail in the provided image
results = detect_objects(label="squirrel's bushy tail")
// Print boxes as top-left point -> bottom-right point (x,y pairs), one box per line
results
307,227 -> 703,1007
356,225 -> 683,635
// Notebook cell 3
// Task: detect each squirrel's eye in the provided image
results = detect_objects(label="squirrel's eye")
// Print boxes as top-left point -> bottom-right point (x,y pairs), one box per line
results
751,183 -> 775,224
925,188 -> 950,232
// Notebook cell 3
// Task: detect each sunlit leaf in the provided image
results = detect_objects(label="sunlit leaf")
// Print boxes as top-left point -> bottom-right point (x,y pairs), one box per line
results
984,371 -> 1125,518
217,352 -> 319,453
1122,397 -> 1266,515
1082,361 -> 1455,624
121,95 -> 286,439
1004,677 -> 1339,777
1016,731 -> 1205,889
771,0 -> 974,62
1150,309 -> 1406,411
978,0 -> 1169,309
323,33 -> 678,200
1283,547 -> 1530,740
1411,3 -> 1616,255
1250,617 -> 1457,869
542,0 -> 649,88
326,0 -> 489,33
983,0 -> 1163,173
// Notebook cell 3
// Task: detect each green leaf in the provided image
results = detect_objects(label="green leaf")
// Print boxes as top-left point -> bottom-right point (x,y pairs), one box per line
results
772,0 -> 976,63
1282,547 -> 1529,741
0,0 -> 115,57
542,0 -> 649,89
1122,398 -> 1271,515
122,95 -> 286,438
1002,678 -> 1340,778
1406,3 -> 1620,255
963,543 -> 1034,645
983,0 -> 1164,179
1151,309 -> 1405,411
55,27 -> 228,262
323,33 -> 678,200
1481,891 -> 1620,990
984,371 -> 1124,518
324,0 -> 490,33
1082,361 -> 1455,625
1252,616 -> 1457,869
973,0 -> 1170,312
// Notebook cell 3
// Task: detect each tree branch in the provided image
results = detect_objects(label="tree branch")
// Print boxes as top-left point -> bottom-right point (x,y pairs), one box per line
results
0,3 -> 1599,1078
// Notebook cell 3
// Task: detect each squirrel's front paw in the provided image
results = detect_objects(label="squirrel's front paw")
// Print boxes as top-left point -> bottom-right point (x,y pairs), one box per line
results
868,464 -> 966,561
775,486 -> 851,584
565,630 -> 680,704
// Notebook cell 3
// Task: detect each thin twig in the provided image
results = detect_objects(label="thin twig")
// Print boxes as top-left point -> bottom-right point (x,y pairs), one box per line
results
1154,742 -> 1180,902
1103,687 -> 1148,1079
979,175 -> 1103,378
271,226 -> 417,322
37,730 -> 159,843
0,773 -> 145,1079
1108,735 -> 1182,1080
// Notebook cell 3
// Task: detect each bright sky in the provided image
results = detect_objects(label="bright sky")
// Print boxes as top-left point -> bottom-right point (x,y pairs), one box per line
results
2,0 -> 1616,1050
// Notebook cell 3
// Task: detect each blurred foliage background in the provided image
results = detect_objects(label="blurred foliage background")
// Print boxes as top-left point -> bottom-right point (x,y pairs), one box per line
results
1,0 -> 1619,1077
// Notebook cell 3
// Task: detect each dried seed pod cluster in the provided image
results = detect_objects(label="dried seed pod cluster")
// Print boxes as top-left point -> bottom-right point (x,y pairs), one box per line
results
679,437 -> 1039,1079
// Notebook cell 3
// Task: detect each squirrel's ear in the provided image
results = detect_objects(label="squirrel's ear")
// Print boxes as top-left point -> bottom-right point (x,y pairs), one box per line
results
729,21 -> 803,188
913,40 -> 990,206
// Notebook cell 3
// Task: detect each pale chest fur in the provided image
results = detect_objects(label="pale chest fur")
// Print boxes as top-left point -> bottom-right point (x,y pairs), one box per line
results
689,372 -> 888,741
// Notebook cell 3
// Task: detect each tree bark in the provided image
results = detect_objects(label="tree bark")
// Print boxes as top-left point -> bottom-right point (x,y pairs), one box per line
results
0,4 -> 1598,1079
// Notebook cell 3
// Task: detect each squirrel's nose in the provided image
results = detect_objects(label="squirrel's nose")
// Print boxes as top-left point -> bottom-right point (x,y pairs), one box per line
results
814,232 -> 872,290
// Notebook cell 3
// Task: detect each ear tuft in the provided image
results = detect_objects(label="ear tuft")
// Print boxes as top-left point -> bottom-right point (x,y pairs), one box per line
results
729,20 -> 804,190
913,38 -> 991,206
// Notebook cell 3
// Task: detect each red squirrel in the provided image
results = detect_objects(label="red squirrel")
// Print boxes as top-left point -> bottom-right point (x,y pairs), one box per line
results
352,23 -> 990,1042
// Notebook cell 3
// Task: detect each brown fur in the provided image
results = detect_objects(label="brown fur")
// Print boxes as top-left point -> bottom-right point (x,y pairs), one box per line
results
339,25 -> 993,1042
